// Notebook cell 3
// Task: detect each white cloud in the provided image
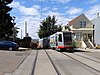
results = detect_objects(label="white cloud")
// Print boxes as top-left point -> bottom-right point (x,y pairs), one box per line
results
44,11 -> 62,17
19,6 -> 39,16
64,6 -> 69,9
66,7 -> 83,15
16,16 -> 41,39
9,1 -> 41,39
36,0 -> 71,3
52,7 -> 58,11
86,0 -> 98,4
42,7 -> 50,12
85,4 -> 100,19
51,0 -> 71,3
85,4 -> 100,15
42,7 -> 58,12
35,0 -> 45,2
32,5 -> 40,10
8,1 -> 72,39
40,7 -> 70,26
43,10 -> 70,26
9,1 -> 20,8
9,1 -> 40,16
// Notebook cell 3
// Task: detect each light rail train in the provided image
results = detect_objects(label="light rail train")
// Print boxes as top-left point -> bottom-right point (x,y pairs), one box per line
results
38,37 -> 50,49
38,31 -> 75,51
49,31 -> 75,51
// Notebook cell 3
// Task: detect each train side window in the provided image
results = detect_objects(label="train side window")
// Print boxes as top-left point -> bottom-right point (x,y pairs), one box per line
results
58,34 -> 62,42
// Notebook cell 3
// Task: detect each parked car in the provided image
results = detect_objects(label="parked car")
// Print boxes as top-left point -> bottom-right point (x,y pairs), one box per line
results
0,41 -> 19,50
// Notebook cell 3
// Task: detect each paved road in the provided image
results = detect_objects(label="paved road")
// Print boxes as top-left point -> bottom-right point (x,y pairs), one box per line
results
81,52 -> 100,59
1,49 -> 100,75
46,49 -> 100,75
34,50 -> 57,75
0,50 -> 31,75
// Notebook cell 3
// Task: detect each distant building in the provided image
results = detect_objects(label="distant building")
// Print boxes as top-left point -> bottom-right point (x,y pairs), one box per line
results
92,13 -> 100,46
23,33 -> 32,48
62,14 -> 94,49
31,39 -> 39,43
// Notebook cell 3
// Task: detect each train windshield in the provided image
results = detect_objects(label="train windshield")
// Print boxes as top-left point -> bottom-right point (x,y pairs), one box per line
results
63,32 -> 72,44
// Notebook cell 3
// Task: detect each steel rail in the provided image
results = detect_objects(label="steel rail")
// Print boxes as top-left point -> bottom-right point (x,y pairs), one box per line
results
45,49 -> 61,75
74,53 -> 100,63
62,52 -> 100,73
31,50 -> 38,75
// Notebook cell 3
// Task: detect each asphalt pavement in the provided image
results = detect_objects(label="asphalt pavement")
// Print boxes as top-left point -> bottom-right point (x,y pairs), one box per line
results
0,48 -> 100,75
0,48 -> 33,75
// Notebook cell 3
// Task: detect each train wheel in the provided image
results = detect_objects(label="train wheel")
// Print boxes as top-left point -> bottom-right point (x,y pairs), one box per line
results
69,48 -> 74,52
52,47 -> 55,50
59,48 -> 64,52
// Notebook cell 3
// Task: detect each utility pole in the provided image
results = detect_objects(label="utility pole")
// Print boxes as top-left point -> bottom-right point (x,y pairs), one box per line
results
21,29 -> 22,39
12,16 -> 16,41
25,21 -> 27,37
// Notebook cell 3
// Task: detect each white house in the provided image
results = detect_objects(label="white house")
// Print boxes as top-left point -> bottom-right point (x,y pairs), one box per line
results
62,14 -> 94,49
92,13 -> 100,46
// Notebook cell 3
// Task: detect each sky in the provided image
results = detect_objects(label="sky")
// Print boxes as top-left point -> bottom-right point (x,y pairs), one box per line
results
8,0 -> 100,39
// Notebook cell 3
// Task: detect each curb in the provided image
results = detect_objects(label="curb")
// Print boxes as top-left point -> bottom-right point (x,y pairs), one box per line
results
18,47 -> 30,51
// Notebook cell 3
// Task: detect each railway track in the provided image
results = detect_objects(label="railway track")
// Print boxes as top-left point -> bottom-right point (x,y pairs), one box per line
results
63,52 -> 100,73
31,49 -> 100,75
75,52 -> 100,63
32,49 -> 58,75
45,50 -> 61,75
31,50 -> 38,75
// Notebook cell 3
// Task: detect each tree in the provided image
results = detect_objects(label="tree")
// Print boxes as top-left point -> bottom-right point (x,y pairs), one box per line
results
0,0 -> 17,40
38,15 -> 62,39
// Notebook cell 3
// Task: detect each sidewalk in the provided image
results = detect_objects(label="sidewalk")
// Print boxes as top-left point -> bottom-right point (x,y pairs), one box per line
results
18,47 -> 30,51
74,48 -> 100,52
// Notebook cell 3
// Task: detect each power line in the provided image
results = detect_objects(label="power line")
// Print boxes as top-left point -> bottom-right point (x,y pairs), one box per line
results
40,0 -> 42,19
71,0 -> 82,7
76,0 -> 81,6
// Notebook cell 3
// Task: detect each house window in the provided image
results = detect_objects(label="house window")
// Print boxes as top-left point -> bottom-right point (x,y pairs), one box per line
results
80,21 -> 82,28
79,21 -> 86,28
76,33 -> 80,40
83,21 -> 86,27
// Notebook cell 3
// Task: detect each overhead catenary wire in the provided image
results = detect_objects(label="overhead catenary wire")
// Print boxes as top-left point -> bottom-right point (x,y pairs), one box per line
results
76,0 -> 81,7
40,0 -> 43,19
